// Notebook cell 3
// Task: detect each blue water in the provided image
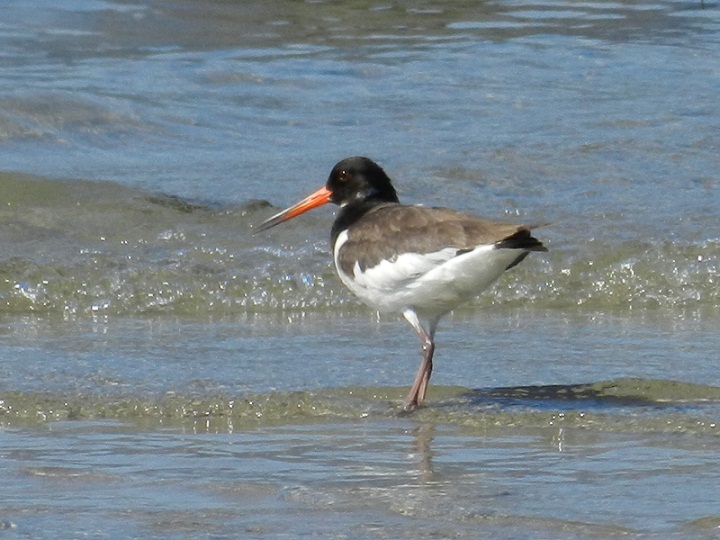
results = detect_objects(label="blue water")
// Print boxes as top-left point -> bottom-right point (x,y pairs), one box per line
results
2,0 -> 720,537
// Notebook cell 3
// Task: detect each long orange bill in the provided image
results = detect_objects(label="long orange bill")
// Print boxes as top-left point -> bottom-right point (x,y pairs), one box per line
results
254,186 -> 332,234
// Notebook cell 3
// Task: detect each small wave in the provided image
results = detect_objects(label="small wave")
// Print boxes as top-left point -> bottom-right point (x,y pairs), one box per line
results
0,92 -> 153,143
1,172 -> 718,318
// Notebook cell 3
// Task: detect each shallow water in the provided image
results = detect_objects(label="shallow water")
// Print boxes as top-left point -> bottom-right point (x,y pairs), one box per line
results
4,418 -> 720,539
3,312 -> 720,538
2,0 -> 720,538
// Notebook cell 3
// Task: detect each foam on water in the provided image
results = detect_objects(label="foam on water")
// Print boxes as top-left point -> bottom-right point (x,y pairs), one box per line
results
2,172 -> 718,318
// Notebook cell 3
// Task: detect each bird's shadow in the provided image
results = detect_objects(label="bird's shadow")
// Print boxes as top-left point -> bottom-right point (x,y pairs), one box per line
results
456,378 -> 720,412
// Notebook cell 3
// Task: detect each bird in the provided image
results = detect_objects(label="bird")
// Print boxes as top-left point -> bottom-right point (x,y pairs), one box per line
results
255,156 -> 547,411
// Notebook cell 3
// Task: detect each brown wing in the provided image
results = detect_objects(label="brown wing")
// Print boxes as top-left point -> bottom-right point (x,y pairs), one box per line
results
336,204 -> 546,275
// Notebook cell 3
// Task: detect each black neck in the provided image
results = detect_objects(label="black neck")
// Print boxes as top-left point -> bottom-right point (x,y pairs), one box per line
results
330,199 -> 392,247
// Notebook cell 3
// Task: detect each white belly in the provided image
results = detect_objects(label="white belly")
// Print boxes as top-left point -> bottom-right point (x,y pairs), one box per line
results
333,229 -> 522,318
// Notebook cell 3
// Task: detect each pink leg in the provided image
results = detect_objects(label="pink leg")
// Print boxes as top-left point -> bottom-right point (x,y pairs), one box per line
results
402,310 -> 438,411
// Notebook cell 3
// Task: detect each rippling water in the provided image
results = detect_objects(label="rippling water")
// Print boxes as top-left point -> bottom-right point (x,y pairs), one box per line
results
1,0 -> 720,538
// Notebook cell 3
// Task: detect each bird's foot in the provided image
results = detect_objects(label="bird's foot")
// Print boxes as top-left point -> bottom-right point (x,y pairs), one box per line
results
402,400 -> 418,413
401,392 -> 424,413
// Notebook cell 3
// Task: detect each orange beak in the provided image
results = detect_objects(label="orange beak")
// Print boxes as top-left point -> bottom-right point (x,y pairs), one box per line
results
254,186 -> 332,233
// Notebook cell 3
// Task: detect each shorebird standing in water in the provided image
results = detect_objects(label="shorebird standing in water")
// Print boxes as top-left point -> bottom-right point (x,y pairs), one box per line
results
257,157 -> 546,411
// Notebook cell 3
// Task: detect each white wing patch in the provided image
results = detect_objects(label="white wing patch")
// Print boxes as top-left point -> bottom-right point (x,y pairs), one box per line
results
352,248 -> 459,291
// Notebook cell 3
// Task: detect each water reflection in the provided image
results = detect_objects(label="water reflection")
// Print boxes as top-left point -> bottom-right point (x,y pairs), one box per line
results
409,423 -> 436,482
6,0 -> 714,67
146,0 -> 717,49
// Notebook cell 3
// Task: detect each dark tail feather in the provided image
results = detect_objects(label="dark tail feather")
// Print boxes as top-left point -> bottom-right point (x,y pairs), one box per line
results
496,227 -> 547,252
495,228 -> 547,270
